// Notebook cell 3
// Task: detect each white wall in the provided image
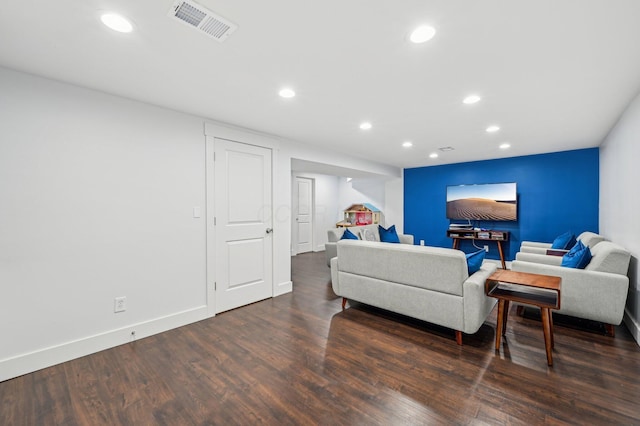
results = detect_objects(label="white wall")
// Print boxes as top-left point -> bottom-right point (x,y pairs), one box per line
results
0,66 -> 403,380
337,176 -> 405,231
600,90 -> 640,346
0,67 -> 209,380
384,172 -> 404,234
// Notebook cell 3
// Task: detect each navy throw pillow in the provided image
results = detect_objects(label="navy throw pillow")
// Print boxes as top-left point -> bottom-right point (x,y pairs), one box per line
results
561,245 -> 592,269
551,231 -> 575,250
466,249 -> 485,275
340,228 -> 359,240
378,225 -> 400,243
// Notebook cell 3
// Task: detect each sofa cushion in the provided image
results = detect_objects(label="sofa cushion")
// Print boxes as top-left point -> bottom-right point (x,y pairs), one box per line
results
340,228 -> 359,240
551,231 -> 575,250
561,243 -> 591,269
465,249 -> 485,275
379,225 -> 400,243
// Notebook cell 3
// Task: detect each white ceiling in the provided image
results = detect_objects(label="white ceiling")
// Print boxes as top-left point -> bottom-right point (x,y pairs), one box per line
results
2,0 -> 640,169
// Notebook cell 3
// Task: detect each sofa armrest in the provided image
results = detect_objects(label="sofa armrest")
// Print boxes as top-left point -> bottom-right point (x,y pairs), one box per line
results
330,256 -> 340,294
511,260 -> 630,324
521,241 -> 552,249
325,242 -> 337,266
519,246 -> 552,255
461,262 -> 498,333
515,252 -> 563,266
399,234 -> 414,245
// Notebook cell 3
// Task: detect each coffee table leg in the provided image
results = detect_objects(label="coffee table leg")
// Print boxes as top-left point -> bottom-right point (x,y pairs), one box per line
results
502,300 -> 509,335
495,299 -> 505,350
541,308 -> 553,366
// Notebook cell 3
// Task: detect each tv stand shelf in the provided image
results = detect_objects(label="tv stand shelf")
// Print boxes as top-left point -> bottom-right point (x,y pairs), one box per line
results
447,229 -> 509,269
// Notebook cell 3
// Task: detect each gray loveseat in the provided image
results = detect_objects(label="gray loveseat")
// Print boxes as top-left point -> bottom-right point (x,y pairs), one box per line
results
325,224 -> 414,266
330,240 -> 497,344
512,241 -> 631,335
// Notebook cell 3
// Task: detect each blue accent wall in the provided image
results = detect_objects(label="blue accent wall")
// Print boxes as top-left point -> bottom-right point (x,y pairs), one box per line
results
404,148 -> 599,261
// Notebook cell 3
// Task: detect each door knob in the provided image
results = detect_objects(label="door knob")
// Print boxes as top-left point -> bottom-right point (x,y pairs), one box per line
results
266,228 -> 273,234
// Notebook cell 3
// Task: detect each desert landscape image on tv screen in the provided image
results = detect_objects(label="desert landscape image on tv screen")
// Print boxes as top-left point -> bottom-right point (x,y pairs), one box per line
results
446,183 -> 517,221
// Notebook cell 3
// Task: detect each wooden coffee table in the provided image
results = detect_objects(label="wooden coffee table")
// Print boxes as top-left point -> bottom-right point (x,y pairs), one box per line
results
485,270 -> 561,366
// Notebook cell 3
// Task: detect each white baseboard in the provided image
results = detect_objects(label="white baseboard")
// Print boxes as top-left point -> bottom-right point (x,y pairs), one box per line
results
0,306 -> 209,382
275,280 -> 293,296
623,309 -> 640,347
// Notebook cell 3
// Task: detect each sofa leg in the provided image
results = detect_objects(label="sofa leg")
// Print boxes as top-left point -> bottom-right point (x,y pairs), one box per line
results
605,324 -> 615,337
342,297 -> 347,310
455,330 -> 463,345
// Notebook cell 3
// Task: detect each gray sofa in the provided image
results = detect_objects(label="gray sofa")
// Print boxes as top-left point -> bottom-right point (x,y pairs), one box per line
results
325,224 -> 414,266
512,241 -> 631,335
330,240 -> 497,344
519,231 -> 604,255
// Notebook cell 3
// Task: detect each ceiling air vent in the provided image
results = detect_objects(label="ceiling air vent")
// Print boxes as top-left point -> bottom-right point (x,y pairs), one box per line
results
168,0 -> 237,42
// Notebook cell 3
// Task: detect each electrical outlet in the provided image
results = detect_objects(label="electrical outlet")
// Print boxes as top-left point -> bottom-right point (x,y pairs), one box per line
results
484,245 -> 489,252
114,296 -> 126,313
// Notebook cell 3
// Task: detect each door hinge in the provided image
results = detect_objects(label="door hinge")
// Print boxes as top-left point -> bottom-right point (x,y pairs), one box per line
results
214,217 -> 216,226
214,282 -> 216,290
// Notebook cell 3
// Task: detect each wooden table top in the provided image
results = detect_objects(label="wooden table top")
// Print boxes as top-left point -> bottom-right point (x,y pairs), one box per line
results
487,269 -> 561,291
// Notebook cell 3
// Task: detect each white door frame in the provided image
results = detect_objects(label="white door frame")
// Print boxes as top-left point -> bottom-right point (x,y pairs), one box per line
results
204,124 -> 280,317
292,175 -> 314,255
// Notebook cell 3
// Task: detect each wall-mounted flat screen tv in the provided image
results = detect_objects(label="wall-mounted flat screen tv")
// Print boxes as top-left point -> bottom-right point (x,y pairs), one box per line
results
446,182 -> 517,221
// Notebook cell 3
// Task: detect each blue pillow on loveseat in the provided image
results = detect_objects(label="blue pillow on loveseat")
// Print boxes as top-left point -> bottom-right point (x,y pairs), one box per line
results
340,228 -> 359,240
378,225 -> 401,243
561,242 -> 591,269
465,249 -> 485,275
551,231 -> 576,250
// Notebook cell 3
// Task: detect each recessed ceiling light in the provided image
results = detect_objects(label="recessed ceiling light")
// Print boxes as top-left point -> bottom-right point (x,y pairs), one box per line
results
486,125 -> 500,133
100,13 -> 133,33
402,141 -> 413,148
409,25 -> 436,43
278,88 -> 296,98
499,143 -> 511,149
359,122 -> 372,130
429,153 -> 438,159
463,95 -> 481,105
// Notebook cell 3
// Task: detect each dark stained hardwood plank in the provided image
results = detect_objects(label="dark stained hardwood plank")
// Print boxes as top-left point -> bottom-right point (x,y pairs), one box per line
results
1,251 -> 639,425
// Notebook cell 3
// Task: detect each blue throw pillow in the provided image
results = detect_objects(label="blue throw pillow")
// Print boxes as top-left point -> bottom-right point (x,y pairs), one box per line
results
466,249 -> 485,275
561,245 -> 592,269
340,228 -> 359,240
551,231 -> 575,250
378,225 -> 400,243
566,239 -> 585,256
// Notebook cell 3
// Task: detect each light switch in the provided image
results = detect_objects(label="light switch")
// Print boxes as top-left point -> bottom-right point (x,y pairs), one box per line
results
193,207 -> 201,218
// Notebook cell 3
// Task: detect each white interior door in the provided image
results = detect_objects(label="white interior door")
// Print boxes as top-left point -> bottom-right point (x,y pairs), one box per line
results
214,138 -> 273,313
294,177 -> 313,254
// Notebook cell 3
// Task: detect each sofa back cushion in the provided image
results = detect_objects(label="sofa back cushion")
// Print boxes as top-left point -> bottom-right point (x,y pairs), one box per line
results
336,240 -> 468,296
577,231 -> 605,249
585,241 -> 630,275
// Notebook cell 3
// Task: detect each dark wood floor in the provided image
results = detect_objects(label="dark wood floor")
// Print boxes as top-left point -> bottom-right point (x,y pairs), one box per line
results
2,252 -> 640,425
